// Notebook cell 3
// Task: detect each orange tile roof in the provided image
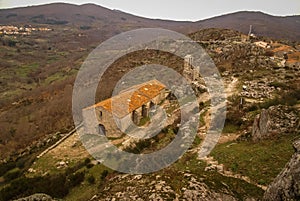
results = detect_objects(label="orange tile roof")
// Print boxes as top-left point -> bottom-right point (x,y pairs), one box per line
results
86,80 -> 166,118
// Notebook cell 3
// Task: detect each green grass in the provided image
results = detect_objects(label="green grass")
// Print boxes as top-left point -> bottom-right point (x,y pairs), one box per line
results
27,155 -> 62,177
15,63 -> 39,78
27,155 -> 80,177
44,72 -> 66,84
222,123 -> 239,133
166,153 -> 264,199
138,116 -> 150,126
65,164 -> 113,201
44,69 -> 77,85
191,135 -> 202,149
211,134 -> 299,185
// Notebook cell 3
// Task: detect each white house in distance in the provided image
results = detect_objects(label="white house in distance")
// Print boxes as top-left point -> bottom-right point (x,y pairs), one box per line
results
82,80 -> 168,138
254,41 -> 271,49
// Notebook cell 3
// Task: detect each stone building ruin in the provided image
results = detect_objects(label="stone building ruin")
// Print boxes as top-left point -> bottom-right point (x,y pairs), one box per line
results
82,80 -> 168,138
183,55 -> 201,82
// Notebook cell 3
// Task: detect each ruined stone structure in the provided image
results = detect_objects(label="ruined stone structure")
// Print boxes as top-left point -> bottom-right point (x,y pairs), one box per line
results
82,80 -> 168,138
183,55 -> 201,82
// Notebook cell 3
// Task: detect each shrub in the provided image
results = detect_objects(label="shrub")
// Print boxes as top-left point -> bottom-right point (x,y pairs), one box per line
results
86,163 -> 94,169
3,168 -> 21,182
0,173 -> 69,201
246,104 -> 259,112
84,158 -> 91,165
80,26 -> 91,30
268,81 -> 287,89
259,97 -> 281,109
67,171 -> 85,187
87,175 -> 95,184
0,162 -> 16,177
100,170 -> 109,180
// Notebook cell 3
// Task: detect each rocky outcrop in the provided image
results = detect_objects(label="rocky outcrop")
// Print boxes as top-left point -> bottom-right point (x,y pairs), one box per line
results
13,193 -> 56,201
252,109 -> 270,142
252,105 -> 299,142
263,139 -> 300,201
93,173 -> 238,201
267,105 -> 299,134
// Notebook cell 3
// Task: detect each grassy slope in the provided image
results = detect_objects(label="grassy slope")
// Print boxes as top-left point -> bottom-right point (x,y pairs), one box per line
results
211,133 -> 299,185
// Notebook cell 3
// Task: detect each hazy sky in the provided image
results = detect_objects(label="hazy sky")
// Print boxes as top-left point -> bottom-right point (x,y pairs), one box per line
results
0,0 -> 299,21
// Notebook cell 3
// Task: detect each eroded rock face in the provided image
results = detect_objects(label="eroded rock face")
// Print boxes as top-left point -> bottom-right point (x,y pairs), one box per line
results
263,139 -> 300,201
252,109 -> 270,142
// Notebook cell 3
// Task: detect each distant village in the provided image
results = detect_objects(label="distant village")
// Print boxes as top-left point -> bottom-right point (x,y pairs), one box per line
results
0,25 -> 52,35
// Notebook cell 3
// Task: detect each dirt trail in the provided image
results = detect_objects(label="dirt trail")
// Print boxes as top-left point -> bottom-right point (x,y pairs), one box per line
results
192,77 -> 268,190
226,77 -> 239,98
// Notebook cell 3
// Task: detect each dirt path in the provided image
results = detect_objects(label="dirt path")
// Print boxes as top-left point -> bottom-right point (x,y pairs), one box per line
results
226,77 -> 239,98
192,77 -> 268,190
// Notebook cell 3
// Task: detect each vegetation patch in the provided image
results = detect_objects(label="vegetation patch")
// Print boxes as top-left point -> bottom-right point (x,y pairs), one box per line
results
211,134 -> 299,184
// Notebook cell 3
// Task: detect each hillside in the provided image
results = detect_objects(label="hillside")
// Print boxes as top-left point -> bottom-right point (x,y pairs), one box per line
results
0,3 -> 299,41
0,3 -> 299,200
0,26 -> 299,200
197,11 -> 300,42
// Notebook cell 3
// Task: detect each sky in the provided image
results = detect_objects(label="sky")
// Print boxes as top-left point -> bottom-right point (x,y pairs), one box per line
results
0,0 -> 299,21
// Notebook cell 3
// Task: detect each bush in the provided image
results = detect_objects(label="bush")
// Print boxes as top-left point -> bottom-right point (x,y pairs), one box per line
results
86,163 -> 94,169
3,168 -> 21,182
84,158 -> 91,165
246,104 -> 259,112
1,36 -> 17,47
0,162 -> 16,177
65,161 -> 85,175
259,97 -> 281,109
67,171 -> 85,187
87,175 -> 95,184
45,19 -> 68,25
80,26 -> 91,30
0,173 -> 69,201
259,89 -> 299,108
268,81 -> 287,89
100,170 -> 109,180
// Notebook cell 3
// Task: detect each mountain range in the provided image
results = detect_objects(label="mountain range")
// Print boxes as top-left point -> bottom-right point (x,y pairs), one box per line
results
0,3 -> 299,42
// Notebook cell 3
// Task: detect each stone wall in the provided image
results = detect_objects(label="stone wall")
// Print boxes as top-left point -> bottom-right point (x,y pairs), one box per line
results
84,90 -> 168,138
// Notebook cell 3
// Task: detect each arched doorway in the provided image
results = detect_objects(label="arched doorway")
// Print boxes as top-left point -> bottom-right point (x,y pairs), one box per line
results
150,101 -> 155,110
149,101 -> 156,116
98,124 -> 106,136
142,104 -> 148,118
132,110 -> 139,125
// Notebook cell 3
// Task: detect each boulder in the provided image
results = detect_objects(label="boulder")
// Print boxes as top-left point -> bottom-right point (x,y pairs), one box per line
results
252,109 -> 270,142
252,105 -> 299,142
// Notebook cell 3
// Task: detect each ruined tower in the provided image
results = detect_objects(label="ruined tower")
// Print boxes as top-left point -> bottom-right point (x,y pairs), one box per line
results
183,55 -> 199,82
